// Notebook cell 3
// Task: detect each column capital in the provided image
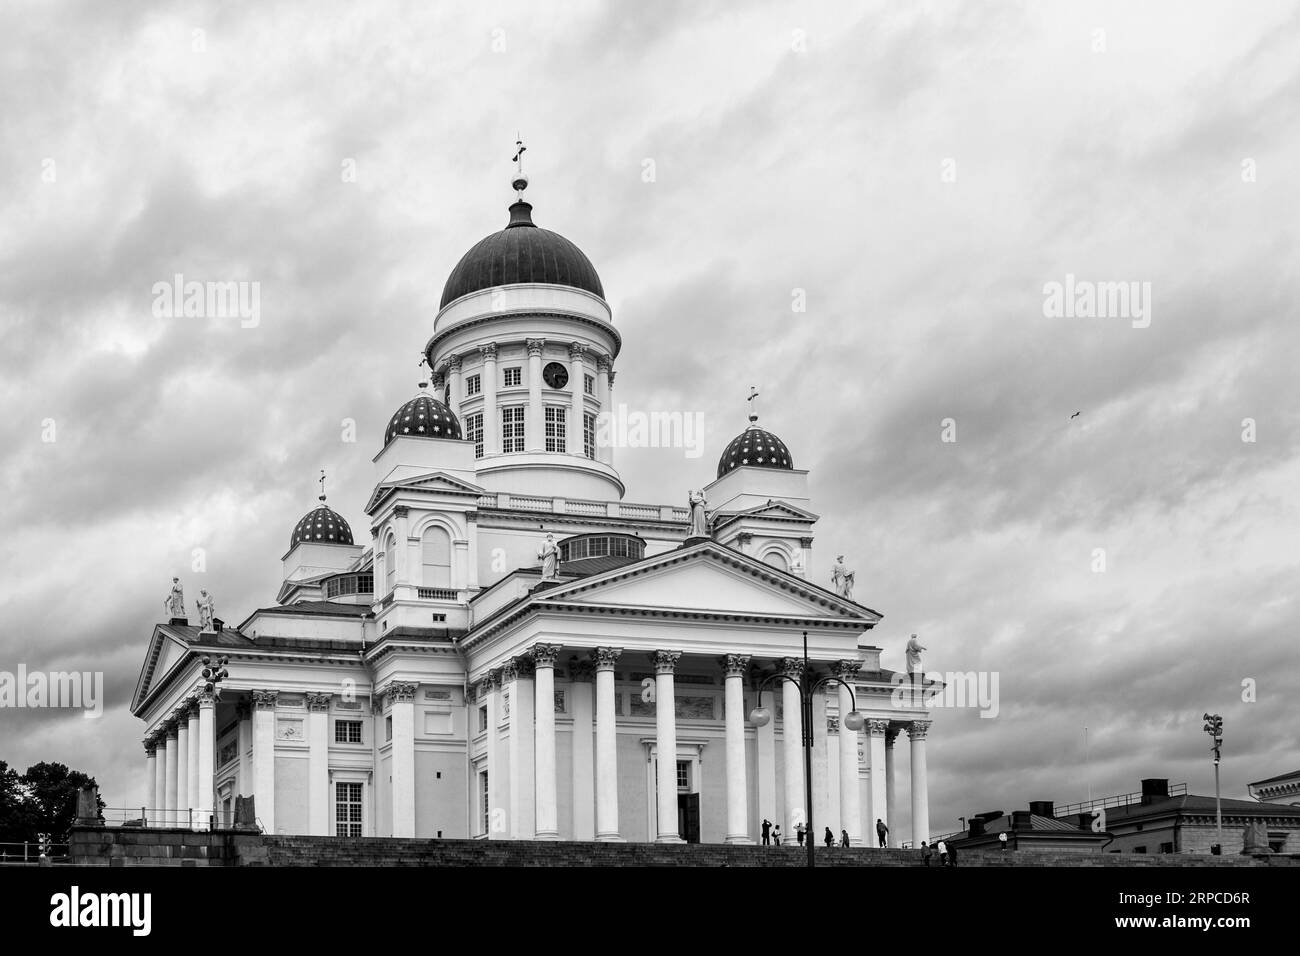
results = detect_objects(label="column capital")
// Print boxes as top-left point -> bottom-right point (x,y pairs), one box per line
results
568,659 -> 595,682
502,656 -> 534,682
799,536 -> 815,549
169,705 -> 188,726
827,717 -> 840,734
595,353 -> 611,374
885,724 -> 902,746
251,689 -> 279,710
383,681 -> 418,705
431,370 -> 446,390
448,352 -> 463,372
607,370 -> 616,388
568,341 -> 586,361
482,669 -> 502,691
526,337 -> 546,357
165,721 -> 179,739
480,342 -> 498,361
866,718 -> 890,737
305,692 -> 332,712
779,657 -> 805,680
196,687 -> 218,707
720,654 -> 751,677
591,646 -> 623,672
144,741 -> 157,757
653,650 -> 682,675
909,719 -> 932,741
833,659 -> 863,681
394,505 -> 410,519
529,643 -> 562,669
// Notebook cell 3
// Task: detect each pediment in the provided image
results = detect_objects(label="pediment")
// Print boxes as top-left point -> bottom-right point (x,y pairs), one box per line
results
132,626 -> 192,713
366,471 -> 485,512
539,542 -> 877,622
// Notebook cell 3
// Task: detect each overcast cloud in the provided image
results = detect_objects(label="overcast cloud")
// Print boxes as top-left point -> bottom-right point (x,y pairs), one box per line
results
1,0 -> 1297,835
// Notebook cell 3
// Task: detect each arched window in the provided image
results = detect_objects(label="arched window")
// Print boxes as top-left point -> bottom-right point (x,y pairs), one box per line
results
762,550 -> 789,572
421,526 -> 452,588
385,533 -> 397,594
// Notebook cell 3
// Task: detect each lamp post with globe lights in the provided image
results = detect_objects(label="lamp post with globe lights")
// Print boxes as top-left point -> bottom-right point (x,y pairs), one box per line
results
749,630 -> 865,868
1203,713 -> 1223,853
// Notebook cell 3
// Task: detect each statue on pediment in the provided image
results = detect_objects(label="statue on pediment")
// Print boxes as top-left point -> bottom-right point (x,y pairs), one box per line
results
906,633 -> 926,674
538,534 -> 560,580
831,556 -> 855,598
165,577 -> 185,619
687,489 -> 709,538
196,589 -> 216,631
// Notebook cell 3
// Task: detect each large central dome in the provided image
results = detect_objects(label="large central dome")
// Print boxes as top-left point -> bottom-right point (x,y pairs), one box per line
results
439,199 -> 604,308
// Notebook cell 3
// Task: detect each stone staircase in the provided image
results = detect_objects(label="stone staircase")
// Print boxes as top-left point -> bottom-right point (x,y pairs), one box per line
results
260,836 -> 1292,867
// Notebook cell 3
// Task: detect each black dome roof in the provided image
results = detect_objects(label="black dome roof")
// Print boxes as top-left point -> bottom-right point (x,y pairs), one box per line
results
439,200 -> 604,308
290,501 -> 354,548
716,419 -> 795,478
384,390 -> 463,446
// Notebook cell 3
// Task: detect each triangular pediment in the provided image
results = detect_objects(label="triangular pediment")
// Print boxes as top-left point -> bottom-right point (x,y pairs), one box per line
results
132,626 -> 193,713
537,541 -> 878,622
366,471 -> 485,512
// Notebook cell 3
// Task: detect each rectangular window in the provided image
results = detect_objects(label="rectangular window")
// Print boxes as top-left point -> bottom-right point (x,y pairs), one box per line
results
335,720 -> 362,744
503,367 -> 521,387
545,406 -> 566,453
583,412 -> 596,459
385,715 -> 393,742
466,373 -> 481,396
676,760 -> 690,791
584,373 -> 594,395
501,406 -> 525,453
478,705 -> 488,733
466,412 -> 484,459
335,782 -> 363,837
480,771 -> 490,835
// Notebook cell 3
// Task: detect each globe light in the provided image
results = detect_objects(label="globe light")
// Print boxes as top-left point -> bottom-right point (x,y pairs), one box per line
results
749,706 -> 772,727
843,710 -> 865,732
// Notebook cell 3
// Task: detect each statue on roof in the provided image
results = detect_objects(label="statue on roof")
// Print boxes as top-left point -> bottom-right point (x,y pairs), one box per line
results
538,534 -> 559,580
906,633 -> 926,674
165,577 -> 185,620
831,556 -> 855,598
687,489 -> 710,538
196,588 -> 216,631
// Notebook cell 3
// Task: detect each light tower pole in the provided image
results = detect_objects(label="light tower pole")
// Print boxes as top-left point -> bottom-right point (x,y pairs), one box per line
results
1202,713 -> 1223,853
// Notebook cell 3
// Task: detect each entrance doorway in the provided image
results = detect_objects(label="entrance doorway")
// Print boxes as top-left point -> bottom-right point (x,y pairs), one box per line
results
678,793 -> 701,843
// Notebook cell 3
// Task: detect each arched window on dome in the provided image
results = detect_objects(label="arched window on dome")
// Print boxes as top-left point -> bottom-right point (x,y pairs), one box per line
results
385,532 -> 398,595
421,526 -> 452,589
762,550 -> 789,572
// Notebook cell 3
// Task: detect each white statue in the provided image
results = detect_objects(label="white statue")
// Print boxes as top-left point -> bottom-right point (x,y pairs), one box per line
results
687,489 -> 709,538
831,556 -> 855,598
196,588 -> 216,630
538,534 -> 559,580
165,577 -> 185,619
906,633 -> 926,674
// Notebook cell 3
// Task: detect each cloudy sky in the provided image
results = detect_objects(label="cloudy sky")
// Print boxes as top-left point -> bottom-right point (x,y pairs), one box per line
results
2,0 -> 1297,835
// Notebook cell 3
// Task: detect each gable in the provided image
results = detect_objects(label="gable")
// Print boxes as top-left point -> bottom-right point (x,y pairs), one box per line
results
132,628 -> 192,712
365,471 -> 485,512
544,545 -> 876,622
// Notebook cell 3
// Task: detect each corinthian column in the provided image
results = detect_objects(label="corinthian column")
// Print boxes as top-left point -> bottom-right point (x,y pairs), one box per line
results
568,342 -> 585,454
252,690 -> 278,834
306,692 -> 331,835
591,647 -> 623,841
386,681 -> 418,838
780,657 -> 805,844
526,338 -> 545,451
530,643 -> 562,840
885,724 -> 899,840
653,650 -> 683,843
447,353 -> 462,411
186,702 -> 200,828
867,719 -> 889,844
722,654 -> 751,844
503,656 -> 535,839
174,708 -> 190,822
163,722 -> 179,824
144,742 -> 157,825
569,659 -> 595,841
196,691 -> 214,829
910,720 -> 931,848
595,355 -> 613,465
834,660 -> 864,845
481,343 -> 499,453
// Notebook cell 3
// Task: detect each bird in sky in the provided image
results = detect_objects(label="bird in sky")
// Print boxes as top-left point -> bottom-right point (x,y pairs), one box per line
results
1070,411 -> 1081,419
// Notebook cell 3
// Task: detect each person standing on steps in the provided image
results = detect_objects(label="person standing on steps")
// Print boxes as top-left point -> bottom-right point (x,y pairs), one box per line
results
761,819 -> 771,845
823,827 -> 834,847
772,824 -> 782,846
840,829 -> 850,848
936,839 -> 949,866
796,822 -> 806,846
876,818 -> 889,847
921,841 -> 932,866
948,843 -> 959,867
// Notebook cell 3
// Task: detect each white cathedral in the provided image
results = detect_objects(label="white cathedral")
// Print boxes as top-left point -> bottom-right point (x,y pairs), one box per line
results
131,169 -> 934,848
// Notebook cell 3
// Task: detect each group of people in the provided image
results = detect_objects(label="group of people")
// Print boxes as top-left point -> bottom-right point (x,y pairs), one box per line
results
920,839 -> 958,866
760,820 -> 852,848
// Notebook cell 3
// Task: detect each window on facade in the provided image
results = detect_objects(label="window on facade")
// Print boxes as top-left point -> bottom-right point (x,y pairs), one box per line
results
1158,841 -> 1174,854
584,373 -> 594,395
583,412 -> 596,459
501,406 -> 525,453
762,551 -> 789,572
466,373 -> 481,396
384,533 -> 397,594
676,761 -> 690,792
335,720 -> 362,744
503,367 -> 521,387
421,526 -> 452,589
336,782 -> 363,837
1133,845 -> 1146,854
385,715 -> 393,742
478,705 -> 488,733
545,406 -> 566,453
465,412 -> 483,459
480,771 -> 490,836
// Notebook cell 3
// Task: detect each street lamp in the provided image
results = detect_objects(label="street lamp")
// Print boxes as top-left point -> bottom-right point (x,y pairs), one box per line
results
749,630 -> 865,868
1203,713 -> 1223,853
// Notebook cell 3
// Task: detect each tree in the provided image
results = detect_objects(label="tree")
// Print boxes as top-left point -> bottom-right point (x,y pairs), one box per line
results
7,762 -> 103,844
0,760 -> 34,846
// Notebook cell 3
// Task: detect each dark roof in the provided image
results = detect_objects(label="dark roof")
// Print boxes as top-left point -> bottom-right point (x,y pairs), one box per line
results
290,501 -> 354,548
160,624 -> 255,647
1106,793 -> 1300,820
717,422 -> 794,479
1249,769 -> 1300,786
384,391 -> 463,446
255,601 -> 371,618
440,200 -> 604,307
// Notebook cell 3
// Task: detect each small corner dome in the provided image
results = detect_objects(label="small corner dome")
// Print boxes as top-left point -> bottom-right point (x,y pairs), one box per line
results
439,199 -> 604,308
716,421 -> 794,479
290,503 -> 354,548
384,390 -> 463,447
